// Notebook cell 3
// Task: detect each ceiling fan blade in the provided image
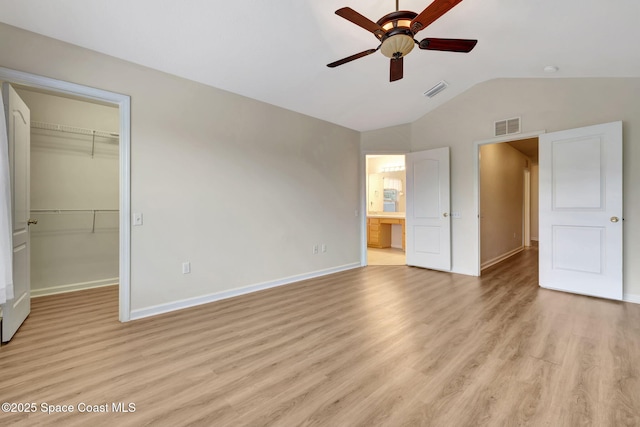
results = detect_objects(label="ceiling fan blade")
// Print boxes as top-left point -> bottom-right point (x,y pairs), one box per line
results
411,0 -> 464,34
418,38 -> 477,52
390,57 -> 403,82
335,7 -> 384,36
327,49 -> 378,68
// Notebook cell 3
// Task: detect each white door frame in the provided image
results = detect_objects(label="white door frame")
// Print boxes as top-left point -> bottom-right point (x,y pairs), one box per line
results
473,130 -> 545,276
360,150 -> 408,266
0,66 -> 131,322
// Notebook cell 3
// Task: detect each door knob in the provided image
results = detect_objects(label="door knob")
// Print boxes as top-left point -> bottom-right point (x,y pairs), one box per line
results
610,216 -> 620,223
28,218 -> 38,225
443,213 -> 449,218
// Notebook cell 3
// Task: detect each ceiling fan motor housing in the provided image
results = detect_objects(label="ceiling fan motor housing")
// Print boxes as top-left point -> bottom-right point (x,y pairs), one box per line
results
376,10 -> 418,58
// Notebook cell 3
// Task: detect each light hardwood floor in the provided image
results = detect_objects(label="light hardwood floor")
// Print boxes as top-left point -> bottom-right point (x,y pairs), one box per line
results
1,248 -> 639,426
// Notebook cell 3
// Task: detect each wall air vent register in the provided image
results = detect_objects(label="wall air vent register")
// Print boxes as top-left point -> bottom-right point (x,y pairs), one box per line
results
494,117 -> 521,137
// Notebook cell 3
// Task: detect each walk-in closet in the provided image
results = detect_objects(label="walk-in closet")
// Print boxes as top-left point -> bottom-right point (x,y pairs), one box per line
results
18,88 -> 120,297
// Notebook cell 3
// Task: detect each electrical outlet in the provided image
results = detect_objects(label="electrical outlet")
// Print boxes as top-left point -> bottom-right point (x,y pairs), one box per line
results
321,244 -> 327,253
312,244 -> 319,254
182,262 -> 191,274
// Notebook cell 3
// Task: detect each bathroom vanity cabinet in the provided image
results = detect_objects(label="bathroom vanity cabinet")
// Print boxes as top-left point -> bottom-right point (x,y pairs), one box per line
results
367,217 -> 405,250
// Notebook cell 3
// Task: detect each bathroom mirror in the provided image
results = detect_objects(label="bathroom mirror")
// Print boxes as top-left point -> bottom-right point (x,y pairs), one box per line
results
366,154 -> 406,215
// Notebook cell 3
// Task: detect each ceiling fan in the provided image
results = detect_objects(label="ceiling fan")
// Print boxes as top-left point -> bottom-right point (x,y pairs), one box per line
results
327,0 -> 477,82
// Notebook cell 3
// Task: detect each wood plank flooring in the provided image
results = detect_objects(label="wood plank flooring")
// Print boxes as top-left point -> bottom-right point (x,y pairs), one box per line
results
1,248 -> 640,426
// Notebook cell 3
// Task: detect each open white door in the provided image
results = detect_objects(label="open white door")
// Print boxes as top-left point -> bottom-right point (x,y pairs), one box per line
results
1,83 -> 31,342
406,147 -> 451,271
539,121 -> 623,300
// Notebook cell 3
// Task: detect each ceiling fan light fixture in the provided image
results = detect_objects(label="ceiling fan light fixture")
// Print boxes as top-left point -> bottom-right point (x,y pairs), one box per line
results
381,34 -> 415,58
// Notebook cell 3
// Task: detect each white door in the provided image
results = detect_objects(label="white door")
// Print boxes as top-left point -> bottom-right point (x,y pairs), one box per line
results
539,121 -> 623,300
405,147 -> 451,271
1,83 -> 31,342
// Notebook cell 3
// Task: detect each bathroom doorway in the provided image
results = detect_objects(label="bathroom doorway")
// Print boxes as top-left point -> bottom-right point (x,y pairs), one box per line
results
365,154 -> 407,266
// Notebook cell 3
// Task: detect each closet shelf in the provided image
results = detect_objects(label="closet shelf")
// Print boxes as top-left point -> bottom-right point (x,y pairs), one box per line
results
30,209 -> 119,233
31,121 -> 119,158
31,121 -> 119,139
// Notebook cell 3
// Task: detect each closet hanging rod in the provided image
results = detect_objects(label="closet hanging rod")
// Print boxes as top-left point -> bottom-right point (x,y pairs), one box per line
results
30,121 -> 119,139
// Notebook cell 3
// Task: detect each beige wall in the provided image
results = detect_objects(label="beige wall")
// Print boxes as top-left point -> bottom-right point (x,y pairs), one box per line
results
0,23 -> 361,314
530,162 -> 539,241
361,124 -> 412,152
17,89 -> 119,294
409,78 -> 640,298
479,143 -> 528,266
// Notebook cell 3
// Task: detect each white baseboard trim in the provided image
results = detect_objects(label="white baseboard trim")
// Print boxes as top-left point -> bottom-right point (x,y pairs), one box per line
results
481,247 -> 524,271
624,293 -> 640,304
130,262 -> 362,321
31,278 -> 119,298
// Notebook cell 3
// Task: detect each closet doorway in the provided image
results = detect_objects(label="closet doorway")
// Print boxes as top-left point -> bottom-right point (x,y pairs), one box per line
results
0,66 -> 131,331
18,88 -> 121,299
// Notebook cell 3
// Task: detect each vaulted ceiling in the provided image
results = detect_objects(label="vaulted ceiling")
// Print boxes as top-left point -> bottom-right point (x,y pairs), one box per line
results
1,0 -> 639,131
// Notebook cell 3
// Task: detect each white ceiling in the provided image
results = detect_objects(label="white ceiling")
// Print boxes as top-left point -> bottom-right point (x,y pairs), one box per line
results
1,0 -> 639,131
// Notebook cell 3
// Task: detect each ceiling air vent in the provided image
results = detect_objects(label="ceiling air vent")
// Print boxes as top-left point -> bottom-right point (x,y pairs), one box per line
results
423,80 -> 449,98
494,117 -> 521,137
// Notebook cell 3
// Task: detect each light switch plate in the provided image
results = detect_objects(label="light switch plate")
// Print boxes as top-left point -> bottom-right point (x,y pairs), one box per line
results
133,212 -> 143,226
